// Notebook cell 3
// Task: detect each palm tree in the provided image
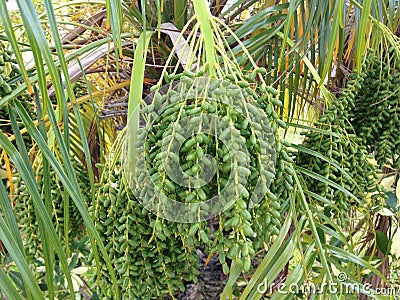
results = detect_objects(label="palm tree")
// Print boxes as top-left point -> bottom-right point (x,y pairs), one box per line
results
0,0 -> 399,299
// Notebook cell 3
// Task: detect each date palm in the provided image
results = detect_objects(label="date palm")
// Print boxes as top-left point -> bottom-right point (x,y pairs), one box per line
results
0,0 -> 399,299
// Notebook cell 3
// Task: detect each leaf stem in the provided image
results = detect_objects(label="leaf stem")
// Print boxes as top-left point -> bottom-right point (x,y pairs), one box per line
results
193,0 -> 217,76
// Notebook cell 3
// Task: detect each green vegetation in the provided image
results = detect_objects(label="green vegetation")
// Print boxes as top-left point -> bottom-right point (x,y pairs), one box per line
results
0,0 -> 399,299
